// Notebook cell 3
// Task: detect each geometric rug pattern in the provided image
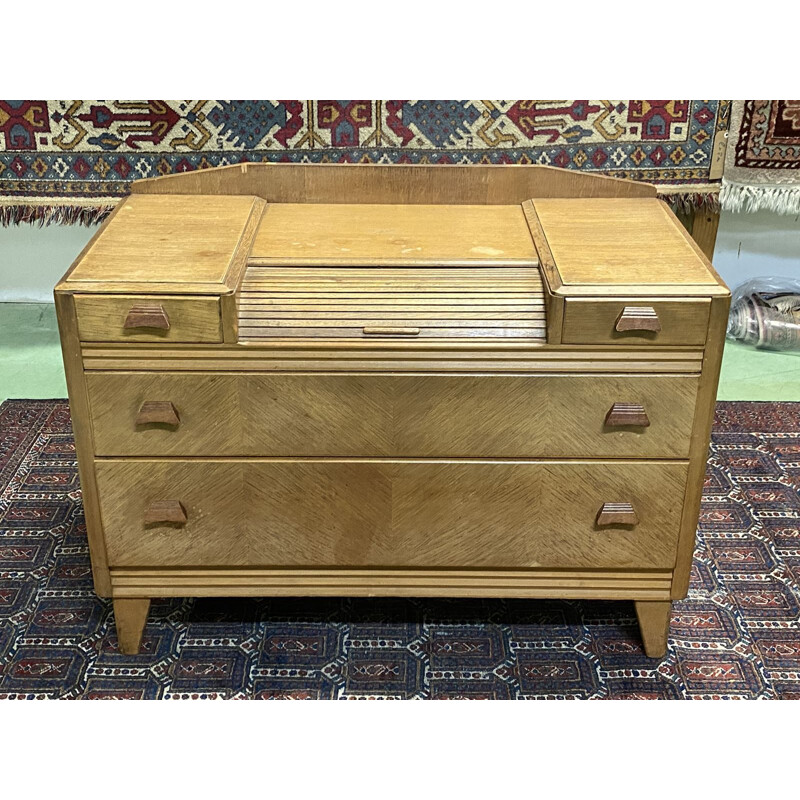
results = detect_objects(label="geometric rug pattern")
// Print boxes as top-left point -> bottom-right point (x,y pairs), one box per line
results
1,399 -> 798,699
0,101 -> 729,207
720,100 -> 800,215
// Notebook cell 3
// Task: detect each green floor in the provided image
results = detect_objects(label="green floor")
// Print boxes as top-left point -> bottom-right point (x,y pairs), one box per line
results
1,302 -> 799,403
1,303 -> 67,401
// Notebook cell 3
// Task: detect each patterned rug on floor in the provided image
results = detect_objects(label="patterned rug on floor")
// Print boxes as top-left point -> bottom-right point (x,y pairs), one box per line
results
0,399 -> 798,700
0,101 -> 729,225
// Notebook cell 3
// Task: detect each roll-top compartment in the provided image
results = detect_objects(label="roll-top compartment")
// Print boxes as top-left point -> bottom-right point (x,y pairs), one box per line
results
238,265 -> 546,342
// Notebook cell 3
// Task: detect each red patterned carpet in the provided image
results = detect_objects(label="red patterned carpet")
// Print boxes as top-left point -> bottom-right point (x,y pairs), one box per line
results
0,399 -> 798,699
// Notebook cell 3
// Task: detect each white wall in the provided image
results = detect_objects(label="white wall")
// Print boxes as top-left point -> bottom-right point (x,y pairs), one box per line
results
0,209 -> 799,302
0,223 -> 98,302
714,209 -> 800,290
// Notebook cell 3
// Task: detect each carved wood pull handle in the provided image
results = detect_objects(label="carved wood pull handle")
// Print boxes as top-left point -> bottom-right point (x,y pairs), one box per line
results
124,304 -> 170,331
596,502 -> 639,527
362,326 -> 421,336
605,402 -> 650,428
135,401 -> 180,428
144,500 -> 187,526
615,306 -> 661,333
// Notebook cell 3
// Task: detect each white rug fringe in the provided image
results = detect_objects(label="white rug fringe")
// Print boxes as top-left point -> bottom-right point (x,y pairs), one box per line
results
720,179 -> 800,215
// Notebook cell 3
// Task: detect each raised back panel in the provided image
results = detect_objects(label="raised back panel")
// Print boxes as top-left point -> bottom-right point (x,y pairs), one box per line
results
131,163 -> 657,204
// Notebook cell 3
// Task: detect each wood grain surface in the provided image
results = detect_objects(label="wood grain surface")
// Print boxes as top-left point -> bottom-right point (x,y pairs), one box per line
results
251,203 -> 538,265
86,371 -> 699,458
95,459 -> 689,570
239,263 -> 546,342
130,163 -> 658,204
532,198 -> 727,291
561,298 -> 710,346
58,194 -> 266,294
52,167 -> 731,659
635,600 -> 672,657
110,568 -> 673,601
74,294 -> 222,343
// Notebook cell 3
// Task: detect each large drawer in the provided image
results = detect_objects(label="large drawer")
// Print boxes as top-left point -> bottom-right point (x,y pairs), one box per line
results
95,459 -> 689,569
86,372 -> 699,458
562,298 -> 710,346
74,294 -> 222,343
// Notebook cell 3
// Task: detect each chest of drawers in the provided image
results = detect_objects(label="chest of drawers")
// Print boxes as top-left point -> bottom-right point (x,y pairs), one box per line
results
54,165 -> 729,657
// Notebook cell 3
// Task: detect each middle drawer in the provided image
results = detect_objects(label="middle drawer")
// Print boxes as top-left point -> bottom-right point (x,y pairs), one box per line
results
87,372 -> 698,458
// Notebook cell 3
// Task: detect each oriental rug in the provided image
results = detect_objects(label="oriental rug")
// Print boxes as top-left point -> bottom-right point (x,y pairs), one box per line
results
0,101 -> 730,226
1,399 -> 798,700
721,100 -> 800,214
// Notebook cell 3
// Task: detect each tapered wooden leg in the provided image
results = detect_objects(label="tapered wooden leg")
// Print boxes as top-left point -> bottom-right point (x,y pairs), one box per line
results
113,598 -> 151,655
635,600 -> 672,658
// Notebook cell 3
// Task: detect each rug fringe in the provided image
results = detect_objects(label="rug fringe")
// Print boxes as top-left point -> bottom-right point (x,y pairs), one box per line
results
1,193 -> 724,225
720,180 -> 800,215
663,192 -> 721,215
0,204 -> 117,227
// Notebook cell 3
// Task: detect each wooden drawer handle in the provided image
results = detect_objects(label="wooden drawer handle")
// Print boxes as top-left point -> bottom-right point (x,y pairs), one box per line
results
135,401 -> 180,428
124,304 -> 170,331
362,326 -> 420,336
605,402 -> 650,428
144,500 -> 187,526
615,306 -> 661,333
596,502 -> 639,527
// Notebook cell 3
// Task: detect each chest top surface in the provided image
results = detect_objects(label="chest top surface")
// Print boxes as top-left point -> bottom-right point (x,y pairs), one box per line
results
57,194 -> 265,295
251,203 -> 538,266
532,198 -> 726,293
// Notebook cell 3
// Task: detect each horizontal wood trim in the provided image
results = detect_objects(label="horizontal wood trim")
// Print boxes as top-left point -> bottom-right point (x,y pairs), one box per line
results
83,359 -> 702,374
238,327 -> 548,341
110,567 -> 673,600
80,346 -> 705,374
246,257 -> 539,268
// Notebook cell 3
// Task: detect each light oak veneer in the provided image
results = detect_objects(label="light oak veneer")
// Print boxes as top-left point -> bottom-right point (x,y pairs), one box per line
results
86,372 -> 699,459
95,459 -> 688,570
55,165 -> 730,657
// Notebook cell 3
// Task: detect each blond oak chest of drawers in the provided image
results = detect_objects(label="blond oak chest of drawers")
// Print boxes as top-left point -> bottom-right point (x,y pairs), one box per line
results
54,165 -> 729,657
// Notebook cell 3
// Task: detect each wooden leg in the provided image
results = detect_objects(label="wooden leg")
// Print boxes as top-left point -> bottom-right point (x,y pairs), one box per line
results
635,600 -> 672,659
113,598 -> 151,655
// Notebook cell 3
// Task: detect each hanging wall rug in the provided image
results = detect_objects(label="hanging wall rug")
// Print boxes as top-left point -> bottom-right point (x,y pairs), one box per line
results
0,100 -> 729,226
721,100 -> 800,214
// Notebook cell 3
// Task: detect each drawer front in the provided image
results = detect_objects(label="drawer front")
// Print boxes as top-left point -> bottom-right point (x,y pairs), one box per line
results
562,298 -> 710,346
74,294 -> 222,343
87,372 -> 699,459
96,459 -> 689,569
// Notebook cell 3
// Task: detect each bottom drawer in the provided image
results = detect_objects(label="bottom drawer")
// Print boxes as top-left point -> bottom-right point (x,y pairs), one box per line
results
96,460 -> 688,570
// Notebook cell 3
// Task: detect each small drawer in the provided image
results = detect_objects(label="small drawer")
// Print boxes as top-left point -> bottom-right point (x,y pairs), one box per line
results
562,298 -> 710,346
74,294 -> 222,343
96,459 -> 689,569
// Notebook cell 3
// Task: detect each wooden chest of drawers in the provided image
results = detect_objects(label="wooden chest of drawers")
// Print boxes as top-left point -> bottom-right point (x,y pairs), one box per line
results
54,164 -> 729,657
